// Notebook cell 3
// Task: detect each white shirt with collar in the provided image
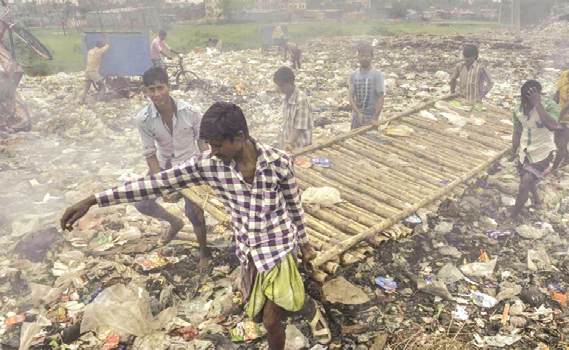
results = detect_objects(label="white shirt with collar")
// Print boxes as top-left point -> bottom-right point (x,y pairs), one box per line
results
136,99 -> 201,169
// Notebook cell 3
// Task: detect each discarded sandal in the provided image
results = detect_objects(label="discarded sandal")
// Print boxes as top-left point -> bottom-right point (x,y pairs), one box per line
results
309,304 -> 331,344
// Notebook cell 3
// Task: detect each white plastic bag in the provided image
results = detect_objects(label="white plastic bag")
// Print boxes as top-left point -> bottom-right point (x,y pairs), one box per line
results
81,283 -> 176,336
301,187 -> 342,207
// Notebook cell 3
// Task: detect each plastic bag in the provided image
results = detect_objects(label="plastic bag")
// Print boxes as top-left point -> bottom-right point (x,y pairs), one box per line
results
81,283 -> 177,337
301,187 -> 342,207
29,283 -> 64,304
460,258 -> 497,278
19,315 -> 51,350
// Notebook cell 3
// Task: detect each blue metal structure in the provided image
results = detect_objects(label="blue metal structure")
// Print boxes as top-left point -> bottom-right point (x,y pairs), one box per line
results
83,32 -> 152,77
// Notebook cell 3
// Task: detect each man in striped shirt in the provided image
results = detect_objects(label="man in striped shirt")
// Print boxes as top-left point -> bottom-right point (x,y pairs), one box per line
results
274,66 -> 313,153
61,102 -> 330,348
450,45 -> 494,102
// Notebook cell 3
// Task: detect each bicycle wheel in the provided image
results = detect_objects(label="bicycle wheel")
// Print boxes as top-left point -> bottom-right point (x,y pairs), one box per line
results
11,24 -> 52,60
175,70 -> 201,90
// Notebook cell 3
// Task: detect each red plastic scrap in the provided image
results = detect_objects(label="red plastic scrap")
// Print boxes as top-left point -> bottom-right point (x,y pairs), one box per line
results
102,333 -> 120,350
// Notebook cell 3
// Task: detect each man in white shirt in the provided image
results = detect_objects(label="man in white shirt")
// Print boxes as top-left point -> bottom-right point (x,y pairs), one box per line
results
136,66 -> 209,268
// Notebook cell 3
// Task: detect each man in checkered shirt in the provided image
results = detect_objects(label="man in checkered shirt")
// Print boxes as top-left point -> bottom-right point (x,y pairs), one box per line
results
61,102 -> 331,348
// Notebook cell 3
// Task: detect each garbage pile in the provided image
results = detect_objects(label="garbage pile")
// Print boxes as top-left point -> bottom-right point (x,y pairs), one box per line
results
1,21 -> 569,349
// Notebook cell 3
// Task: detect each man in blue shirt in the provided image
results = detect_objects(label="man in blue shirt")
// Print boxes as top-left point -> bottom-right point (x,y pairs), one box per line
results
348,44 -> 385,129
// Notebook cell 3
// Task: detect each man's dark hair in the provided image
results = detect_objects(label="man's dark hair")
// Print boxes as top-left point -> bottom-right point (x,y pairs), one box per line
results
463,45 -> 479,59
200,102 -> 250,141
521,80 -> 542,96
95,40 -> 105,48
159,30 -> 167,37
357,44 -> 373,56
273,66 -> 295,85
142,66 -> 169,87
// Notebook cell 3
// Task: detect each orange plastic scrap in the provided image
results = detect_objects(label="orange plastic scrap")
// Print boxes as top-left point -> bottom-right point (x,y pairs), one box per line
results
550,291 -> 568,307
479,249 -> 490,263
502,303 -> 510,325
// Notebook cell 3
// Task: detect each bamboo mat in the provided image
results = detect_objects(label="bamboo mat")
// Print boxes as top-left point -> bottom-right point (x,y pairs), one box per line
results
182,95 -> 513,280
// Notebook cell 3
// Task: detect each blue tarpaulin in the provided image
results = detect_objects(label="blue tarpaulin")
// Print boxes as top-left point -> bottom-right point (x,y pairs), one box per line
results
83,32 -> 152,77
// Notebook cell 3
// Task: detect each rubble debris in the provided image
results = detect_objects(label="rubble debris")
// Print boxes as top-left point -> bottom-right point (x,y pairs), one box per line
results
323,277 -> 370,304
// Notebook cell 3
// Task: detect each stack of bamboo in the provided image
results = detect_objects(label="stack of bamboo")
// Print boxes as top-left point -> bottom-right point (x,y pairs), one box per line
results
182,96 -> 513,281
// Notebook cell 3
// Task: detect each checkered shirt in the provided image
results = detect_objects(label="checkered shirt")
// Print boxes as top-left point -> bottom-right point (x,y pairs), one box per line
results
96,139 -> 309,272
279,88 -> 313,150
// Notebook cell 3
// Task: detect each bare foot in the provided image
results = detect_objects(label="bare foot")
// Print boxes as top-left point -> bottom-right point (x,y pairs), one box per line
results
158,218 -> 184,246
198,249 -> 212,272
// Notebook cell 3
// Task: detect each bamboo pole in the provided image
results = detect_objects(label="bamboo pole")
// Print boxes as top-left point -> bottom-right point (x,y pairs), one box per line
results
332,145 -> 441,192
317,149 -> 426,203
304,205 -> 368,236
293,95 -> 456,157
341,139 -> 450,184
405,117 -> 508,151
295,169 -> 400,218
180,188 -> 228,223
380,132 -> 485,168
355,135 -> 471,174
327,203 -> 381,227
349,138 -> 459,182
349,136 -> 458,178
409,127 -> 499,160
309,163 -> 409,211
309,147 -> 511,269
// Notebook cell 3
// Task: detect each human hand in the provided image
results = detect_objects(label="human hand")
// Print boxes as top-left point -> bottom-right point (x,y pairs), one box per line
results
542,168 -> 552,177
356,111 -> 364,124
526,87 -> 542,107
299,244 -> 317,272
60,195 -> 97,231
284,142 -> 294,153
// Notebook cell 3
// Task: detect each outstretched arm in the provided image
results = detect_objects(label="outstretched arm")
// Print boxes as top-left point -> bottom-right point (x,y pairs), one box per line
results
61,158 -> 205,230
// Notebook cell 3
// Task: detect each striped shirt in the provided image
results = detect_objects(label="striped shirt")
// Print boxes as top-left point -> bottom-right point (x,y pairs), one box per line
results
279,88 -> 313,150
513,97 -> 559,164
451,60 -> 493,102
96,139 -> 309,273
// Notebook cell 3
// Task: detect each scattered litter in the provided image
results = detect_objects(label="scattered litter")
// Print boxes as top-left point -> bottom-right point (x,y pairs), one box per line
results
527,249 -> 552,271
470,291 -> 497,308
310,157 -> 331,168
461,259 -> 497,278
483,334 -> 522,347
324,277 -> 371,304
374,276 -> 398,293
230,321 -> 265,343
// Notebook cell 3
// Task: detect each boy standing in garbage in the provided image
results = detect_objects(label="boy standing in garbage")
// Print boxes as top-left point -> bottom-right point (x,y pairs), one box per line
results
61,102 -> 332,349
348,44 -> 385,129
134,66 -> 210,269
450,44 -> 494,102
274,66 -> 313,153
150,30 -> 181,67
550,69 -> 569,172
80,36 -> 109,105
511,80 -> 559,219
